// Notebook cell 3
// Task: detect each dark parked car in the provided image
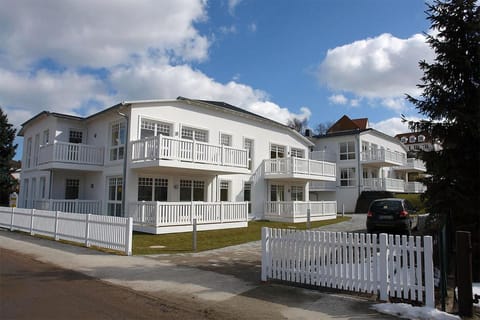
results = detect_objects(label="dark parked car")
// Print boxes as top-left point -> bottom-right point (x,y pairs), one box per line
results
366,198 -> 418,235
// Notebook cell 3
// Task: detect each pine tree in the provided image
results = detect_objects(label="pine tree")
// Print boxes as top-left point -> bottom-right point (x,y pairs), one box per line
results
406,0 -> 480,278
0,107 -> 18,206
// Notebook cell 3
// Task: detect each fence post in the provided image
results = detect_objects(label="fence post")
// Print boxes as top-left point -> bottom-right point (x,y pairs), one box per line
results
424,236 -> 435,308
30,209 -> 36,235
306,208 -> 311,230
220,202 -> 224,223
10,207 -> 15,231
379,233 -> 388,302
84,214 -> 91,247
125,217 -> 133,256
456,231 -> 473,316
192,218 -> 197,252
261,227 -> 269,281
54,211 -> 60,240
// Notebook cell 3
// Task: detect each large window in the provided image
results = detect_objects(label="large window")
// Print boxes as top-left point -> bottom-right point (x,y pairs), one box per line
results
69,130 -> 83,143
291,186 -> 304,201
243,138 -> 254,170
107,177 -> 123,216
181,126 -> 208,142
110,122 -> 126,161
180,180 -> 205,201
140,119 -> 171,139
220,180 -> 230,201
42,129 -> 50,145
290,148 -> 304,158
138,177 -> 168,201
340,168 -> 356,187
25,138 -> 32,168
220,133 -> 232,146
339,141 -> 355,160
65,179 -> 80,199
270,144 -> 285,159
270,184 -> 285,201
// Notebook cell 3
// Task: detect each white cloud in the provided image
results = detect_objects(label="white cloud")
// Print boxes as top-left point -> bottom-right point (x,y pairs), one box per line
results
248,23 -> 257,32
370,116 -> 421,136
0,0 -> 209,69
228,0 -> 243,15
219,25 -> 237,35
318,33 -> 435,100
329,94 -> 348,105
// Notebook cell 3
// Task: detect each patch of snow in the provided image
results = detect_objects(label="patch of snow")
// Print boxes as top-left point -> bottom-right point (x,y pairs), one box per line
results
371,303 -> 460,320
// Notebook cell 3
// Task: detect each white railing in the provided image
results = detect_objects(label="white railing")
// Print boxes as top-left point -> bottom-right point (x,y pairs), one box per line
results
33,199 -> 102,214
309,181 -> 337,191
395,158 -> 427,172
363,178 -> 405,192
361,149 -> 406,165
0,206 -> 132,255
129,201 -> 248,227
264,158 -> 336,178
38,142 -> 104,166
405,181 -> 427,193
265,201 -> 337,222
261,229 -> 434,307
131,135 -> 248,168
309,151 -> 337,162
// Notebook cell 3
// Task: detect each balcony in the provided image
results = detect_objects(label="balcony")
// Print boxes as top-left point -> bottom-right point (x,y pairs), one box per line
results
361,149 -> 406,167
405,181 -> 427,193
33,199 -> 102,214
394,158 -> 427,172
37,142 -> 104,170
362,178 -> 405,192
264,158 -> 336,181
309,181 -> 337,191
129,201 -> 248,234
264,201 -> 337,223
130,135 -> 250,174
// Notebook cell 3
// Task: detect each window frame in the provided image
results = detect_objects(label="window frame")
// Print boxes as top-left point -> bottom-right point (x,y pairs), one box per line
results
181,125 -> 208,142
339,141 -> 356,160
140,118 -> 172,139
109,121 -> 126,161
270,144 -> 286,159
219,132 -> 232,146
340,167 -> 356,187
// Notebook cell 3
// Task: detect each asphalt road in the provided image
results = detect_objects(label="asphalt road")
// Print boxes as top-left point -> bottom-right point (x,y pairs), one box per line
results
0,248 -> 214,320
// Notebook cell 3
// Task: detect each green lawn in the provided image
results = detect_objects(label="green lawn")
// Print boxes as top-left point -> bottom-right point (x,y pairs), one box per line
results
133,216 -> 351,255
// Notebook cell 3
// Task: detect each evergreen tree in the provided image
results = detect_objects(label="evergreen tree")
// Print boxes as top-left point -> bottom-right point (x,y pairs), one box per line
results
0,107 -> 18,206
406,0 -> 480,278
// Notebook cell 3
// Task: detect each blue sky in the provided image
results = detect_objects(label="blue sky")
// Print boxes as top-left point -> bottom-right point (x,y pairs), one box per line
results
0,0 -> 434,160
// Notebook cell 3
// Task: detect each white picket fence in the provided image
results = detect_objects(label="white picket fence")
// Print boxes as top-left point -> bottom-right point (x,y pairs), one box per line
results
261,228 -> 434,307
0,206 -> 132,255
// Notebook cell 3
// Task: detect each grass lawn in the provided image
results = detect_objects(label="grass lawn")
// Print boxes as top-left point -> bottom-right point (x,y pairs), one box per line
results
133,216 -> 351,255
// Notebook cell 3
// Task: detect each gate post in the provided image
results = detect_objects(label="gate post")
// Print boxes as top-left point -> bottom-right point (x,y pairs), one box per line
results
379,233 -> 388,302
261,227 -> 269,281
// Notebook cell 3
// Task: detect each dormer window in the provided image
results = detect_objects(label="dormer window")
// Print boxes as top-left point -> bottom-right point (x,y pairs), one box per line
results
418,135 -> 425,142
409,136 -> 416,143
400,137 -> 408,144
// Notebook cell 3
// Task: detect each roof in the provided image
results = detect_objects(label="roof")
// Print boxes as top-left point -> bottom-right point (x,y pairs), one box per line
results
18,111 -> 84,136
327,115 -> 368,134
394,131 -> 433,145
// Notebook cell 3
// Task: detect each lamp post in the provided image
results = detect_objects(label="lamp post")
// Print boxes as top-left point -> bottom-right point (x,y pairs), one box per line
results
117,104 -> 130,217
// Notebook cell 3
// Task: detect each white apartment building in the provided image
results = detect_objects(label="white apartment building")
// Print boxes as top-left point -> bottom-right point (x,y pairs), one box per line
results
18,97 -> 337,233
309,115 -> 427,213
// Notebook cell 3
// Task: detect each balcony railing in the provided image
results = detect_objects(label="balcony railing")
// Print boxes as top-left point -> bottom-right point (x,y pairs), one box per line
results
309,181 -> 337,191
264,157 -> 336,178
405,181 -> 427,193
363,178 -> 405,192
129,201 -> 248,226
33,199 -> 102,214
38,142 -> 104,166
394,158 -> 427,172
264,201 -> 337,222
361,149 -> 406,165
131,135 -> 248,168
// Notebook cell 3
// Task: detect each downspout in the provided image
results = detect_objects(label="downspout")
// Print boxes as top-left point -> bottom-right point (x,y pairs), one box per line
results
118,102 -> 130,217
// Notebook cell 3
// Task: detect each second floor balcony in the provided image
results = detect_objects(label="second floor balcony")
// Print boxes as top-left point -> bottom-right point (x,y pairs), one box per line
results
264,157 -> 336,181
130,135 -> 250,174
361,149 -> 406,167
394,158 -> 427,172
37,142 -> 104,170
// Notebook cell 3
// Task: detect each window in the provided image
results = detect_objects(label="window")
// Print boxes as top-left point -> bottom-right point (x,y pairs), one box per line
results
340,168 -> 356,187
42,130 -> 50,145
107,177 -> 123,216
244,182 -> 252,213
220,133 -> 232,146
65,179 -> 80,199
181,126 -> 208,142
270,184 -> 285,201
140,119 -> 171,139
290,148 -> 304,158
362,141 -> 369,153
39,177 -> 46,199
409,136 -> 416,143
26,138 -> 32,168
138,177 -> 168,201
110,121 -> 126,161
270,144 -> 285,159
220,180 -> 230,201
418,135 -> 425,142
180,180 -> 205,201
400,137 -> 408,144
291,186 -> 304,201
23,179 -> 29,207
69,130 -> 83,143
31,178 -> 37,201
34,134 -> 40,166
339,141 -> 355,160
243,138 -> 254,170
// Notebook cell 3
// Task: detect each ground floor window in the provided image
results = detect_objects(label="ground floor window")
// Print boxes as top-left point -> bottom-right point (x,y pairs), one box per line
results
138,177 -> 168,201
220,180 -> 230,201
244,182 -> 252,213
65,179 -> 80,199
291,186 -> 304,201
180,180 -> 205,201
270,184 -> 285,201
107,177 -> 123,216
340,168 -> 356,187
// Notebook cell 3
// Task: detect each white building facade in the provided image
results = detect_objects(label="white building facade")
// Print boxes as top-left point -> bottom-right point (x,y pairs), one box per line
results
18,98 -> 337,233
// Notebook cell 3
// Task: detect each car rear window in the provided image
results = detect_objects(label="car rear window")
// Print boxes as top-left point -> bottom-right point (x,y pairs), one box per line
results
371,200 -> 402,211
